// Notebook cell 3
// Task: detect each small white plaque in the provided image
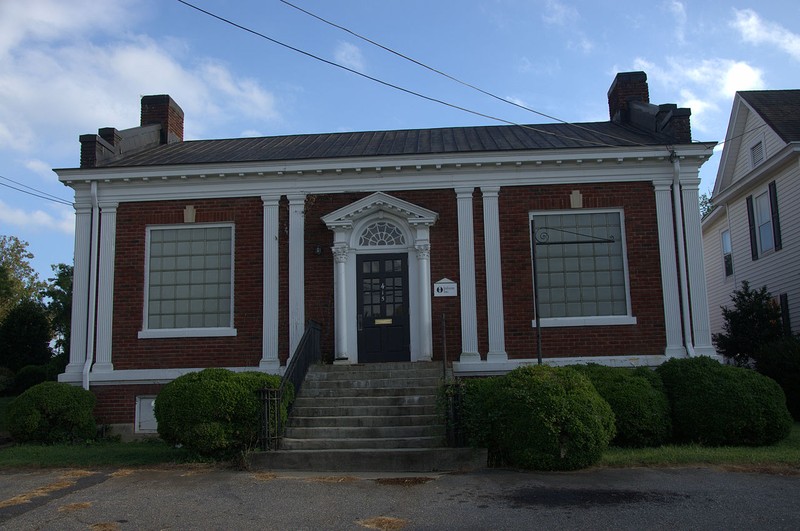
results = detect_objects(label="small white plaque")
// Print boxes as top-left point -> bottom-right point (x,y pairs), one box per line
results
434,278 -> 458,297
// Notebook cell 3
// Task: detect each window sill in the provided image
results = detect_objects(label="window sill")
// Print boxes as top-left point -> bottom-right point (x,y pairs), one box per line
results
138,327 -> 238,339
531,316 -> 637,328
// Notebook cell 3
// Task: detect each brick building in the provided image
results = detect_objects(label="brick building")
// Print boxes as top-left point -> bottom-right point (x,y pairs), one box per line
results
57,71 -> 716,434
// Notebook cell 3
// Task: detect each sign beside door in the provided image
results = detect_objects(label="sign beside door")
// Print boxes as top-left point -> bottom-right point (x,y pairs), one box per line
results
434,278 -> 458,297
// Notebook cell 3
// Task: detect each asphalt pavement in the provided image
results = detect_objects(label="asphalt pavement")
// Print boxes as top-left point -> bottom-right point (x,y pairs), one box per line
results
0,465 -> 798,530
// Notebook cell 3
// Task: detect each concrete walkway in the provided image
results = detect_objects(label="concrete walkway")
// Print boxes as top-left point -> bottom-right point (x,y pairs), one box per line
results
0,465 -> 798,530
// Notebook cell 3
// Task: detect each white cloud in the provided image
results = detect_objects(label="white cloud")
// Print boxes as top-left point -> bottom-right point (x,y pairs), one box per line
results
0,200 -> 73,235
334,42 -> 365,72
505,96 -> 529,108
542,0 -> 579,26
24,159 -> 55,180
731,9 -> 800,61
568,36 -> 594,54
666,1 -> 687,44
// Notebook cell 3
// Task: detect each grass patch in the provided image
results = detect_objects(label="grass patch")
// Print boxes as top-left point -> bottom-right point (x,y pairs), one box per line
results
0,440 -> 203,468
600,423 -> 800,471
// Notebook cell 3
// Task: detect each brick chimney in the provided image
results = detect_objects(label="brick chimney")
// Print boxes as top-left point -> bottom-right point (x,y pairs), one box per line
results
607,71 -> 649,122
140,95 -> 184,144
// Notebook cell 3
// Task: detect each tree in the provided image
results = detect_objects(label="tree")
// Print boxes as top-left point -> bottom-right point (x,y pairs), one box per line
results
0,235 -> 46,322
699,193 -> 714,219
0,299 -> 53,372
712,281 -> 784,366
44,264 -> 73,364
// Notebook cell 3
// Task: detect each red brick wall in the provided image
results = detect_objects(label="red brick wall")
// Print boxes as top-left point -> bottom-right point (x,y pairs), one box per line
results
113,197 -> 263,369
499,182 -> 665,359
92,384 -> 164,424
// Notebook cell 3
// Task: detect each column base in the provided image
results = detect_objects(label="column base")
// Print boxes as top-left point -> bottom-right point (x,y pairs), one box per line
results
92,362 -> 114,373
258,359 -> 281,373
458,351 -> 482,363
486,351 -> 508,362
664,345 -> 687,358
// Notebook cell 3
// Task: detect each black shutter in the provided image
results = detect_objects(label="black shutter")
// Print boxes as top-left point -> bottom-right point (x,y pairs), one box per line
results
746,195 -> 759,260
780,293 -> 791,335
769,181 -> 782,251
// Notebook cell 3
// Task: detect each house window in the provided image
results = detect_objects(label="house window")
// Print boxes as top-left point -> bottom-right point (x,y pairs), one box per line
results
746,181 -> 782,260
721,230 -> 733,277
750,140 -> 765,168
139,224 -> 236,338
530,210 -> 635,327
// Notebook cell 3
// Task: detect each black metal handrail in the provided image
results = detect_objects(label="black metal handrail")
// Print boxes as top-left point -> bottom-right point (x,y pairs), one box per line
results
260,320 -> 321,451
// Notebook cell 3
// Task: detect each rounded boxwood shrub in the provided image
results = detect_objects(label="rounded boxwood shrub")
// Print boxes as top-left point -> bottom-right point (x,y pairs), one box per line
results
6,381 -> 96,443
656,356 -> 792,446
572,364 -> 671,448
755,336 -> 800,420
463,365 -> 616,471
10,364 -> 50,395
154,368 -> 291,459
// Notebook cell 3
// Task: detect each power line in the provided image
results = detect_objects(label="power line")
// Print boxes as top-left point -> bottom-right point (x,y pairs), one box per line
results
0,175 -> 72,207
175,0 -> 634,149
277,0 -> 650,148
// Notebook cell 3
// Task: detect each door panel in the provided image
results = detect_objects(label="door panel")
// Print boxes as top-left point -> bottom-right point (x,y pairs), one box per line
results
357,254 -> 410,363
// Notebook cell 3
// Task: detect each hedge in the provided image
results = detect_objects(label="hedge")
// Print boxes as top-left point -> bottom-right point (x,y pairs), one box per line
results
6,381 -> 96,443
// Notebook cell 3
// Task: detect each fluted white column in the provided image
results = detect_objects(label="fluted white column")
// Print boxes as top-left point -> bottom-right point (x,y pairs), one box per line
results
456,188 -> 480,362
681,179 -> 715,356
260,194 -> 281,371
288,194 -> 306,357
482,187 -> 508,362
654,182 -> 685,357
62,205 -> 92,377
333,245 -> 350,362
93,202 -> 117,373
416,242 -> 433,361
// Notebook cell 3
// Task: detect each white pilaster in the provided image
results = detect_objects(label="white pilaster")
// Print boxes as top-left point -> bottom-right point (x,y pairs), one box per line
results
654,182 -> 686,357
260,194 -> 281,371
415,240 -> 433,361
681,179 -> 716,356
333,243 -> 350,362
456,187 -> 480,362
288,194 -> 306,356
93,203 -> 117,373
62,205 -> 92,377
482,187 -> 508,362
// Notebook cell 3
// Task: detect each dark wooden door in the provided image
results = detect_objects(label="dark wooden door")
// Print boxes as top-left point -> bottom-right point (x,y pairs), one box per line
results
357,254 -> 410,363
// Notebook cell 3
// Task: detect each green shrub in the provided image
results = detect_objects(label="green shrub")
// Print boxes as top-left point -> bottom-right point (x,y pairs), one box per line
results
10,364 -> 49,395
462,365 -> 616,471
0,367 -> 14,396
6,381 -> 96,443
572,364 -> 671,448
154,368 -> 290,460
657,356 -> 792,446
755,336 -> 800,420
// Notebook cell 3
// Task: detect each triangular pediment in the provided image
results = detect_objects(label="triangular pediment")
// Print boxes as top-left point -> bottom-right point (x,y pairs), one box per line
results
322,192 -> 438,228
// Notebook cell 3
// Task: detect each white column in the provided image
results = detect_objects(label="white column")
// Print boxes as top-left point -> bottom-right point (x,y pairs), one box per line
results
93,202 -> 117,373
333,244 -> 350,362
456,187 -> 480,362
62,205 -> 92,377
416,241 -> 433,361
681,179 -> 716,356
260,195 -> 281,371
288,193 -> 306,356
654,182 -> 686,357
482,187 -> 508,362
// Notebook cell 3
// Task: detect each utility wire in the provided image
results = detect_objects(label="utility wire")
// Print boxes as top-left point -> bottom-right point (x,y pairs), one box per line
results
0,175 -> 72,206
175,0 -> 635,149
278,0 -> 650,148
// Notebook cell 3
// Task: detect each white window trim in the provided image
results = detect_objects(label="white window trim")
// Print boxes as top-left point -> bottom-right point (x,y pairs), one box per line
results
138,222 -> 237,339
721,229 -> 733,278
529,208 -> 635,328
754,190 -> 775,256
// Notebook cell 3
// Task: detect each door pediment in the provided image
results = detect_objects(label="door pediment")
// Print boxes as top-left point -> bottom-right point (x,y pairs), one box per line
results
321,192 -> 438,230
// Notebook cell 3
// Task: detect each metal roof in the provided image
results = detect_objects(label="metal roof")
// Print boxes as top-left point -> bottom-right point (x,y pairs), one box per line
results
101,121 -> 677,168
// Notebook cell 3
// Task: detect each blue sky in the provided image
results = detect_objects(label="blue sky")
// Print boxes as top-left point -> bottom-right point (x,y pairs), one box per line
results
1,0 -> 799,281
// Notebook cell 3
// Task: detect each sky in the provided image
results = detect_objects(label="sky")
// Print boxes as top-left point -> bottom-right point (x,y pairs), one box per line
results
1,0 -> 799,282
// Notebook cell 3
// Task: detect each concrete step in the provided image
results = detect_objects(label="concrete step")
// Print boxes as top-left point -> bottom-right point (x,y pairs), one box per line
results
289,414 -> 441,428
310,361 -> 443,373
250,447 -> 487,473
306,366 -> 445,381
292,395 -> 437,408
280,436 -> 444,450
302,376 -> 442,390
285,424 -> 444,440
290,404 -> 438,417
299,386 -> 438,399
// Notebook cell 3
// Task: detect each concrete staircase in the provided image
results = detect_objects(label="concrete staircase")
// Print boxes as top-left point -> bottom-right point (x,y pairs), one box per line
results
250,362 -> 486,472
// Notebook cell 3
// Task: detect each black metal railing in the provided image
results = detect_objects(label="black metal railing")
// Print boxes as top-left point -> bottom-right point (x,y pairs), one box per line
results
443,381 -> 467,448
260,320 -> 321,451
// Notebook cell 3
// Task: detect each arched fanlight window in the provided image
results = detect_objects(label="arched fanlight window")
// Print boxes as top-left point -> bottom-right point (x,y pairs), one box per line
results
359,221 -> 406,246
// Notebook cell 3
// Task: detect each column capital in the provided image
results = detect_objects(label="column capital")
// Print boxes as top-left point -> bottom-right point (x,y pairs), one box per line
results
98,202 -> 118,211
415,243 -> 431,260
261,193 -> 282,204
455,187 -> 475,198
652,181 -> 673,193
287,193 -> 307,204
332,245 -> 349,263
480,186 -> 500,196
